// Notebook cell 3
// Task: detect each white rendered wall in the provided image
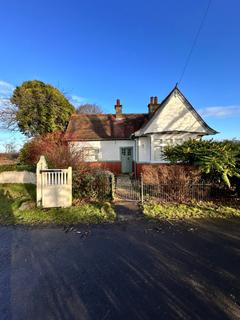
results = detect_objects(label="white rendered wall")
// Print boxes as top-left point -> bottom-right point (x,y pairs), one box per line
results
137,137 -> 151,163
0,171 -> 36,184
71,140 -> 135,161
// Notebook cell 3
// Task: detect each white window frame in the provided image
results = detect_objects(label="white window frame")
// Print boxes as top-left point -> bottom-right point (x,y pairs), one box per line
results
153,137 -> 184,161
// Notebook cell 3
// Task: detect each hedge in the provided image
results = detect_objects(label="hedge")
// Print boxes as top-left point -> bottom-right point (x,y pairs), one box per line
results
0,164 -> 36,173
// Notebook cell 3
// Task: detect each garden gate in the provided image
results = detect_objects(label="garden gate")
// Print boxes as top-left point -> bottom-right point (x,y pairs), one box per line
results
36,156 -> 72,208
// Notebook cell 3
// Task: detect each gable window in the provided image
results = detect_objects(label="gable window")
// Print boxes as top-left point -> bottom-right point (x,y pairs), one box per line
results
82,147 -> 99,161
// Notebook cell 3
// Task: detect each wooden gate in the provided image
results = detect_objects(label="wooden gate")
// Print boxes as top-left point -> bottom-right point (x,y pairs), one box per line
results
36,156 -> 72,208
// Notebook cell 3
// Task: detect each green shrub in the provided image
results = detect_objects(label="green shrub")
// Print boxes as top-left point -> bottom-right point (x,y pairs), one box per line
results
73,171 -> 112,201
164,139 -> 240,188
0,164 -> 35,173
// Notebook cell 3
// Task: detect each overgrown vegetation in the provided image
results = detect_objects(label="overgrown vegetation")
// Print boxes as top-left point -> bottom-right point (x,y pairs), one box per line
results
0,184 -> 116,225
141,164 -> 201,185
19,136 -> 112,201
73,171 -> 112,201
164,139 -> 240,189
143,201 -> 240,220
19,131 -> 85,169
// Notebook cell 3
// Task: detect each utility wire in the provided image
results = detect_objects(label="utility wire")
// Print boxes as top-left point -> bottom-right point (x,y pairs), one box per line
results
178,0 -> 212,85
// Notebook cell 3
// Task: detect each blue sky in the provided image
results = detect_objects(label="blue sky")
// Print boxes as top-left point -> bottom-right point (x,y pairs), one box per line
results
0,0 -> 240,151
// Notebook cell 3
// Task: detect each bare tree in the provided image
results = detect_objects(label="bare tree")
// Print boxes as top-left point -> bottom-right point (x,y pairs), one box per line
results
4,141 -> 17,153
0,98 -> 18,130
77,104 -> 103,114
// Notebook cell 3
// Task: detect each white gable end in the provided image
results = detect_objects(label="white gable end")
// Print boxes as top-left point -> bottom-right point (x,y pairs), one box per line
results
137,90 -> 213,136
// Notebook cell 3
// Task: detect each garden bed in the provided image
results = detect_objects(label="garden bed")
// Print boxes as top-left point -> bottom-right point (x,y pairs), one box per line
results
143,201 -> 240,220
0,184 -> 116,225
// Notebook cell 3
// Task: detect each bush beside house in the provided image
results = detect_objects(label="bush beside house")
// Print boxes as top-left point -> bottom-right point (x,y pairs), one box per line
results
141,164 -> 201,185
164,139 -> 240,190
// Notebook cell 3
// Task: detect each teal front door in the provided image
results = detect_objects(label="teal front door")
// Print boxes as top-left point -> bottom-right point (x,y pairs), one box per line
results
121,147 -> 133,173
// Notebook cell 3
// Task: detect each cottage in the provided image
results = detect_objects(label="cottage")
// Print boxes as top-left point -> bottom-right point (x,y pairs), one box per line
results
64,86 -> 217,175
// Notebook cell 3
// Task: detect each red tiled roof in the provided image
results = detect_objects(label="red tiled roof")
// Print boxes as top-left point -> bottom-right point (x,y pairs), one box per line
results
64,113 -> 149,141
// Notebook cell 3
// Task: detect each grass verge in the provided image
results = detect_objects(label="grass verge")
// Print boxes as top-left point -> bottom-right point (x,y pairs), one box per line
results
0,184 -> 116,225
143,201 -> 240,220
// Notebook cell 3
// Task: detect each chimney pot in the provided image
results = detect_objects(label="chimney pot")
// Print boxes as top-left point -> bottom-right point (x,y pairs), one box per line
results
115,98 -> 122,118
148,96 -> 159,114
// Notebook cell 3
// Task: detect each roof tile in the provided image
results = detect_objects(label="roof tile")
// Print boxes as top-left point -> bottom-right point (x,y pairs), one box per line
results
64,113 -> 149,140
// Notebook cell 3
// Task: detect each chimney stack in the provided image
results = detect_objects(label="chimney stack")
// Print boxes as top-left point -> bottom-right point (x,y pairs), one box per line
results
115,99 -> 122,119
148,96 -> 160,114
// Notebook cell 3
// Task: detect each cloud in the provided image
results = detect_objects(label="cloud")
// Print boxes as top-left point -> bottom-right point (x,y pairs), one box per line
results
0,80 -> 15,98
0,80 -> 15,110
69,95 -> 86,107
199,105 -> 240,118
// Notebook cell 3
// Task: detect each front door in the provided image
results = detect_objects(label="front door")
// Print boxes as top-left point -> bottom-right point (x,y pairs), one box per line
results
121,147 -> 133,173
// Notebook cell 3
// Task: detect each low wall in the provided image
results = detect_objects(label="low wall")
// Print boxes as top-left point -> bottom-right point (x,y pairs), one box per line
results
0,171 -> 36,184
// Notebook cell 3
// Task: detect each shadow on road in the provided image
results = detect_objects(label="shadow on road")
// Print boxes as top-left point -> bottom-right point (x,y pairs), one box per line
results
0,189 -> 15,320
0,213 -> 240,319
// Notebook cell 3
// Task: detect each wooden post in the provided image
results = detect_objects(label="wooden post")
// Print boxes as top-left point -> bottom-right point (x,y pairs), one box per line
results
36,155 -> 48,207
110,173 -> 115,200
68,167 -> 72,207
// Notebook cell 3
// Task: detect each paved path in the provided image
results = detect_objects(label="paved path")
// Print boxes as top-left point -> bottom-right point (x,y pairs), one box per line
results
114,201 -> 143,221
1,219 -> 240,320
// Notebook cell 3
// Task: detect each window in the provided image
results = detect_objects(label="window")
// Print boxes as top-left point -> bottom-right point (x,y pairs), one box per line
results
154,145 -> 165,161
175,138 -> 183,145
154,139 -> 166,161
82,147 -> 99,161
153,138 -> 174,161
153,137 -> 185,161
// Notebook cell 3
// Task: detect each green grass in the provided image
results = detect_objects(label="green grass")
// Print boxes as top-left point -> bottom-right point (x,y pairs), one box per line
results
0,184 -> 116,225
143,201 -> 240,220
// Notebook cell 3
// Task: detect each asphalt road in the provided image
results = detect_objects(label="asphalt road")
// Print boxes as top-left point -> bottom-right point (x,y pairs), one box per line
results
0,219 -> 240,320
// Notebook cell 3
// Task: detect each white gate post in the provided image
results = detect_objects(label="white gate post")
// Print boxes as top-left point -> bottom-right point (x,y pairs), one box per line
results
68,166 -> 72,207
36,156 -> 48,207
